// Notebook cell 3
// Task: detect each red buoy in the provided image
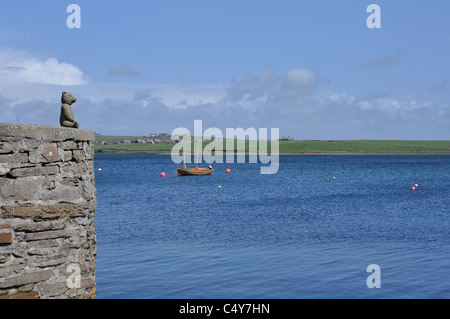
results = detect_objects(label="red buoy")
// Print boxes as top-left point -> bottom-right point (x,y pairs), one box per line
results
411,186 -> 416,191
226,168 -> 231,174
160,172 -> 165,177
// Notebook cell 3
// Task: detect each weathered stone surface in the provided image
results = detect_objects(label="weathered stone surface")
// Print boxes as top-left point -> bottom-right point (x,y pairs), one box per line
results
0,152 -> 28,163
62,161 -> 90,175
0,163 -> 12,175
59,140 -> 78,150
28,239 -> 60,249
23,228 -> 79,242
0,124 -> 94,142
42,180 -> 56,190
29,144 -> 60,164
13,220 -> 65,232
1,203 -> 91,220
0,232 -> 12,244
0,177 -> 45,203
72,150 -> 86,162
60,177 -> 79,187
0,291 -> 39,299
10,165 -> 59,177
41,145 -> 59,162
1,175 -> 92,204
36,281 -> 68,297
17,284 -> 35,292
62,150 -> 73,162
0,269 -> 54,288
83,143 -> 94,160
2,139 -> 39,153
0,124 -> 96,299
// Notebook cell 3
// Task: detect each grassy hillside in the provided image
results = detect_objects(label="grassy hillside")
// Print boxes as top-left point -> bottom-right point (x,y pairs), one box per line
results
94,136 -> 450,155
278,140 -> 450,154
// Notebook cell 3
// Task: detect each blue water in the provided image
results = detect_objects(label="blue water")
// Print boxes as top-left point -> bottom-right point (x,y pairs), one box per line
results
94,154 -> 450,299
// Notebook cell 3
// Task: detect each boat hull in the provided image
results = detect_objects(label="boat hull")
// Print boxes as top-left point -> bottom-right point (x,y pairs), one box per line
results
177,168 -> 214,176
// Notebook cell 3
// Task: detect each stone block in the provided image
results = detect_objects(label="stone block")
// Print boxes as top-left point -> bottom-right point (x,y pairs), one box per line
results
0,152 -> 28,163
59,140 -> 78,150
0,163 -> 11,176
0,124 -> 94,143
0,142 -> 13,152
27,239 -> 59,249
0,291 -> 39,299
29,144 -> 60,163
63,150 -> 73,162
36,281 -> 68,298
72,150 -> 86,162
13,220 -> 65,232
0,269 -> 54,289
0,232 -> 12,245
10,165 -> 59,177
42,146 -> 59,162
23,228 -> 79,242
0,177 -> 41,203
1,203 -> 92,220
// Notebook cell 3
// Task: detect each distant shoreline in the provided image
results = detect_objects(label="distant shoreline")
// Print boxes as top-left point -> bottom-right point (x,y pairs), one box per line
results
94,137 -> 450,155
95,151 -> 450,156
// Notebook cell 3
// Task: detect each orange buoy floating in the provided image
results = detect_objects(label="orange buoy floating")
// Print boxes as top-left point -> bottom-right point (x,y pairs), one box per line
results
226,168 -> 231,174
160,172 -> 166,177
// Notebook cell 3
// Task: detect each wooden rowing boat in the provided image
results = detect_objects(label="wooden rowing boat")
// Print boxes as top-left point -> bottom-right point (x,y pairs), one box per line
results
176,138 -> 213,176
176,163 -> 214,176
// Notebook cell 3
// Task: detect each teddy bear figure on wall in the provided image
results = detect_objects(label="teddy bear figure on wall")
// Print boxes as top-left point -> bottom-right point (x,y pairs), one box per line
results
59,91 -> 79,128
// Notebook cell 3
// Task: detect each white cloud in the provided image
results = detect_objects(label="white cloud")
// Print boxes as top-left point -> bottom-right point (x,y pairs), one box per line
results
226,67 -> 278,103
279,68 -> 319,100
282,68 -> 318,89
0,65 -> 448,139
0,49 -> 86,85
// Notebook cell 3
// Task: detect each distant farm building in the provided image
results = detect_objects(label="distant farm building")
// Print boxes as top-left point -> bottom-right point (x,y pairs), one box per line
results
279,136 -> 294,141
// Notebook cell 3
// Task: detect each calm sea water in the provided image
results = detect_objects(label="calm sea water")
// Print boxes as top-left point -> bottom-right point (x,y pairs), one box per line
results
94,154 -> 449,299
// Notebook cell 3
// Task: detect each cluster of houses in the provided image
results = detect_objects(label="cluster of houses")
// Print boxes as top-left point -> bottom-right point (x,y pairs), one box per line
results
95,133 -> 180,145
279,136 -> 294,141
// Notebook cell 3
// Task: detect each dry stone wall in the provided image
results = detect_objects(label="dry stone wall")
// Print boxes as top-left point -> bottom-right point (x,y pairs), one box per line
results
0,124 -> 96,299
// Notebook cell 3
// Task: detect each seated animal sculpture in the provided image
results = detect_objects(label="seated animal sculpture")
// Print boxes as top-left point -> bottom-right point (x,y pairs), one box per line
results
59,91 -> 79,128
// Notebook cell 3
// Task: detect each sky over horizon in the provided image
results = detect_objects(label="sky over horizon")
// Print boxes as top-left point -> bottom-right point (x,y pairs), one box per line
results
0,1 -> 449,139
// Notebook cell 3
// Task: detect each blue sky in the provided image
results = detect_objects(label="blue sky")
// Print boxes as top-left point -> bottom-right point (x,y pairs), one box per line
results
0,1 -> 449,139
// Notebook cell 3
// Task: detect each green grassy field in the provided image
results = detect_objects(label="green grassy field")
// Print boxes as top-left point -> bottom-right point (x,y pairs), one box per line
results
278,140 -> 450,154
94,136 -> 450,155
